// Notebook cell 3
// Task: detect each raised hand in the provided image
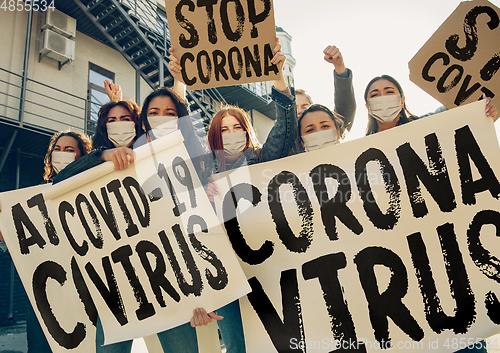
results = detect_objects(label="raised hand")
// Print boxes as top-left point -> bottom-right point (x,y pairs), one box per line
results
104,80 -> 122,102
272,38 -> 289,93
323,45 -> 346,74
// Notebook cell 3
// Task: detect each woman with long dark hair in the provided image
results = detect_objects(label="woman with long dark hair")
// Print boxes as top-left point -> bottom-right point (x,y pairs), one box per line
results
364,74 -> 497,136
54,100 -> 142,182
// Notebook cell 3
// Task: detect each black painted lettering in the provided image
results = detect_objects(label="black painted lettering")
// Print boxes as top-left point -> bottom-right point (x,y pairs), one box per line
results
422,52 -> 450,82
33,261 -> 85,348
455,126 -> 500,205
197,0 -> 218,44
90,188 -> 121,241
159,225 -> 203,296
354,247 -> 424,343
158,163 -> 186,216
188,215 -> 228,290
396,134 -> 456,218
467,210 -> 500,283
12,203 -> 46,255
480,87 -> 495,99
107,179 -> 139,237
355,148 -> 401,230
123,177 -> 150,228
407,225 -> 475,334
27,193 -> 58,246
446,5 -> 499,61
247,0 -> 271,38
71,257 -> 97,326
454,74 -> 481,106
437,64 -> 463,93
220,0 -> 245,42
263,42 -> 279,75
111,245 -> 155,321
303,253 -> 366,352
172,156 -> 196,208
180,52 -> 197,86
243,44 -> 262,78
197,50 -> 212,85
85,256 -> 128,325
213,49 -> 229,81
247,271 -> 305,353
267,171 -> 313,253
228,46 -> 243,80
480,54 -> 500,81
310,164 -> 363,240
222,183 -> 273,265
136,240 -> 180,307
59,201 -> 88,256
485,291 -> 500,324
76,194 -> 103,250
175,0 -> 199,49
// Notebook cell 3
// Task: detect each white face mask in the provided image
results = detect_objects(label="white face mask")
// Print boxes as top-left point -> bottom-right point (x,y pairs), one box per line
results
52,151 -> 77,174
148,116 -> 178,139
366,95 -> 402,124
106,121 -> 136,147
302,129 -> 339,152
222,131 -> 247,156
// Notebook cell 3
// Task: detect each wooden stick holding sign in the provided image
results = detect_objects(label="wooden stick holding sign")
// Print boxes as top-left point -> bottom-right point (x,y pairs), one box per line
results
164,0 -> 280,89
409,0 -> 500,115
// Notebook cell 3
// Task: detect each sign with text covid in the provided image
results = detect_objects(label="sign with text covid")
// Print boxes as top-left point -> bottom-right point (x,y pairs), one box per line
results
215,101 -> 500,352
164,0 -> 280,89
409,0 -> 500,111
0,132 -> 250,352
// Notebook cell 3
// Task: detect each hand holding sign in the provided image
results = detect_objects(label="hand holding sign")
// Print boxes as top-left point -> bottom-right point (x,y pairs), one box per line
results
102,147 -> 136,170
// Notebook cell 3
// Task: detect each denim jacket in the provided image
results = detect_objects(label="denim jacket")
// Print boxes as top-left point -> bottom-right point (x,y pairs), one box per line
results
223,86 -> 297,170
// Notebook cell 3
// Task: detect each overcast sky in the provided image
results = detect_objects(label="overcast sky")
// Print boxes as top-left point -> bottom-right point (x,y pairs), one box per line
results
272,0 -> 500,140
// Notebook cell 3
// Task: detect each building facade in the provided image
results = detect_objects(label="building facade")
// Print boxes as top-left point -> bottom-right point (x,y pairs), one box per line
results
0,0 -> 293,327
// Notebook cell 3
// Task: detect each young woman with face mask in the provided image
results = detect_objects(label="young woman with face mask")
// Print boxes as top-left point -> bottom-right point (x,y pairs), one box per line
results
25,130 -> 92,353
364,75 -> 497,135
298,104 -> 344,152
53,100 -> 142,183
43,131 -> 93,183
90,87 -> 214,353
140,87 -> 213,186
169,40 -> 297,353
363,75 -> 498,353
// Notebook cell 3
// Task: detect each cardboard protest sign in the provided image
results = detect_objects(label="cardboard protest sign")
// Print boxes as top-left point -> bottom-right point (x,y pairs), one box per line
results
214,102 -> 500,352
0,131 -> 250,352
409,0 -> 500,111
164,0 -> 280,89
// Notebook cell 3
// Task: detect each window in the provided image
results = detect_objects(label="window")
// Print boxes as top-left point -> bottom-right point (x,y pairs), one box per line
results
87,63 -> 114,136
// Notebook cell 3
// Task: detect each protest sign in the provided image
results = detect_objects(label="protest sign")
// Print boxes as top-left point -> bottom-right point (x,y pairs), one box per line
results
0,131 -> 250,352
164,0 -> 280,89
409,0 -> 500,111
215,101 -> 500,352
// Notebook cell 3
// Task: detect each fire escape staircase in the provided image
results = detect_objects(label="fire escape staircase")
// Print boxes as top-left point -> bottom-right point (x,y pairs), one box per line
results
68,0 -> 226,138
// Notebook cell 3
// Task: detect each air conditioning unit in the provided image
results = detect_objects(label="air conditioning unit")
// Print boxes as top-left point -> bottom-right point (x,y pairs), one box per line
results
42,9 -> 76,39
40,29 -> 75,64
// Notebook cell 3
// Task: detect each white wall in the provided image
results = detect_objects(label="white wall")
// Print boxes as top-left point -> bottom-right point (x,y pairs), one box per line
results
251,109 -> 275,143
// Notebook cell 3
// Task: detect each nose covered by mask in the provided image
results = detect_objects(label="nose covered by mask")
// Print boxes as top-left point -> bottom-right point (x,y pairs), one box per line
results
106,121 -> 136,147
366,95 -> 402,124
302,129 -> 339,152
148,116 -> 178,139
222,131 -> 247,155
52,151 -> 77,173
